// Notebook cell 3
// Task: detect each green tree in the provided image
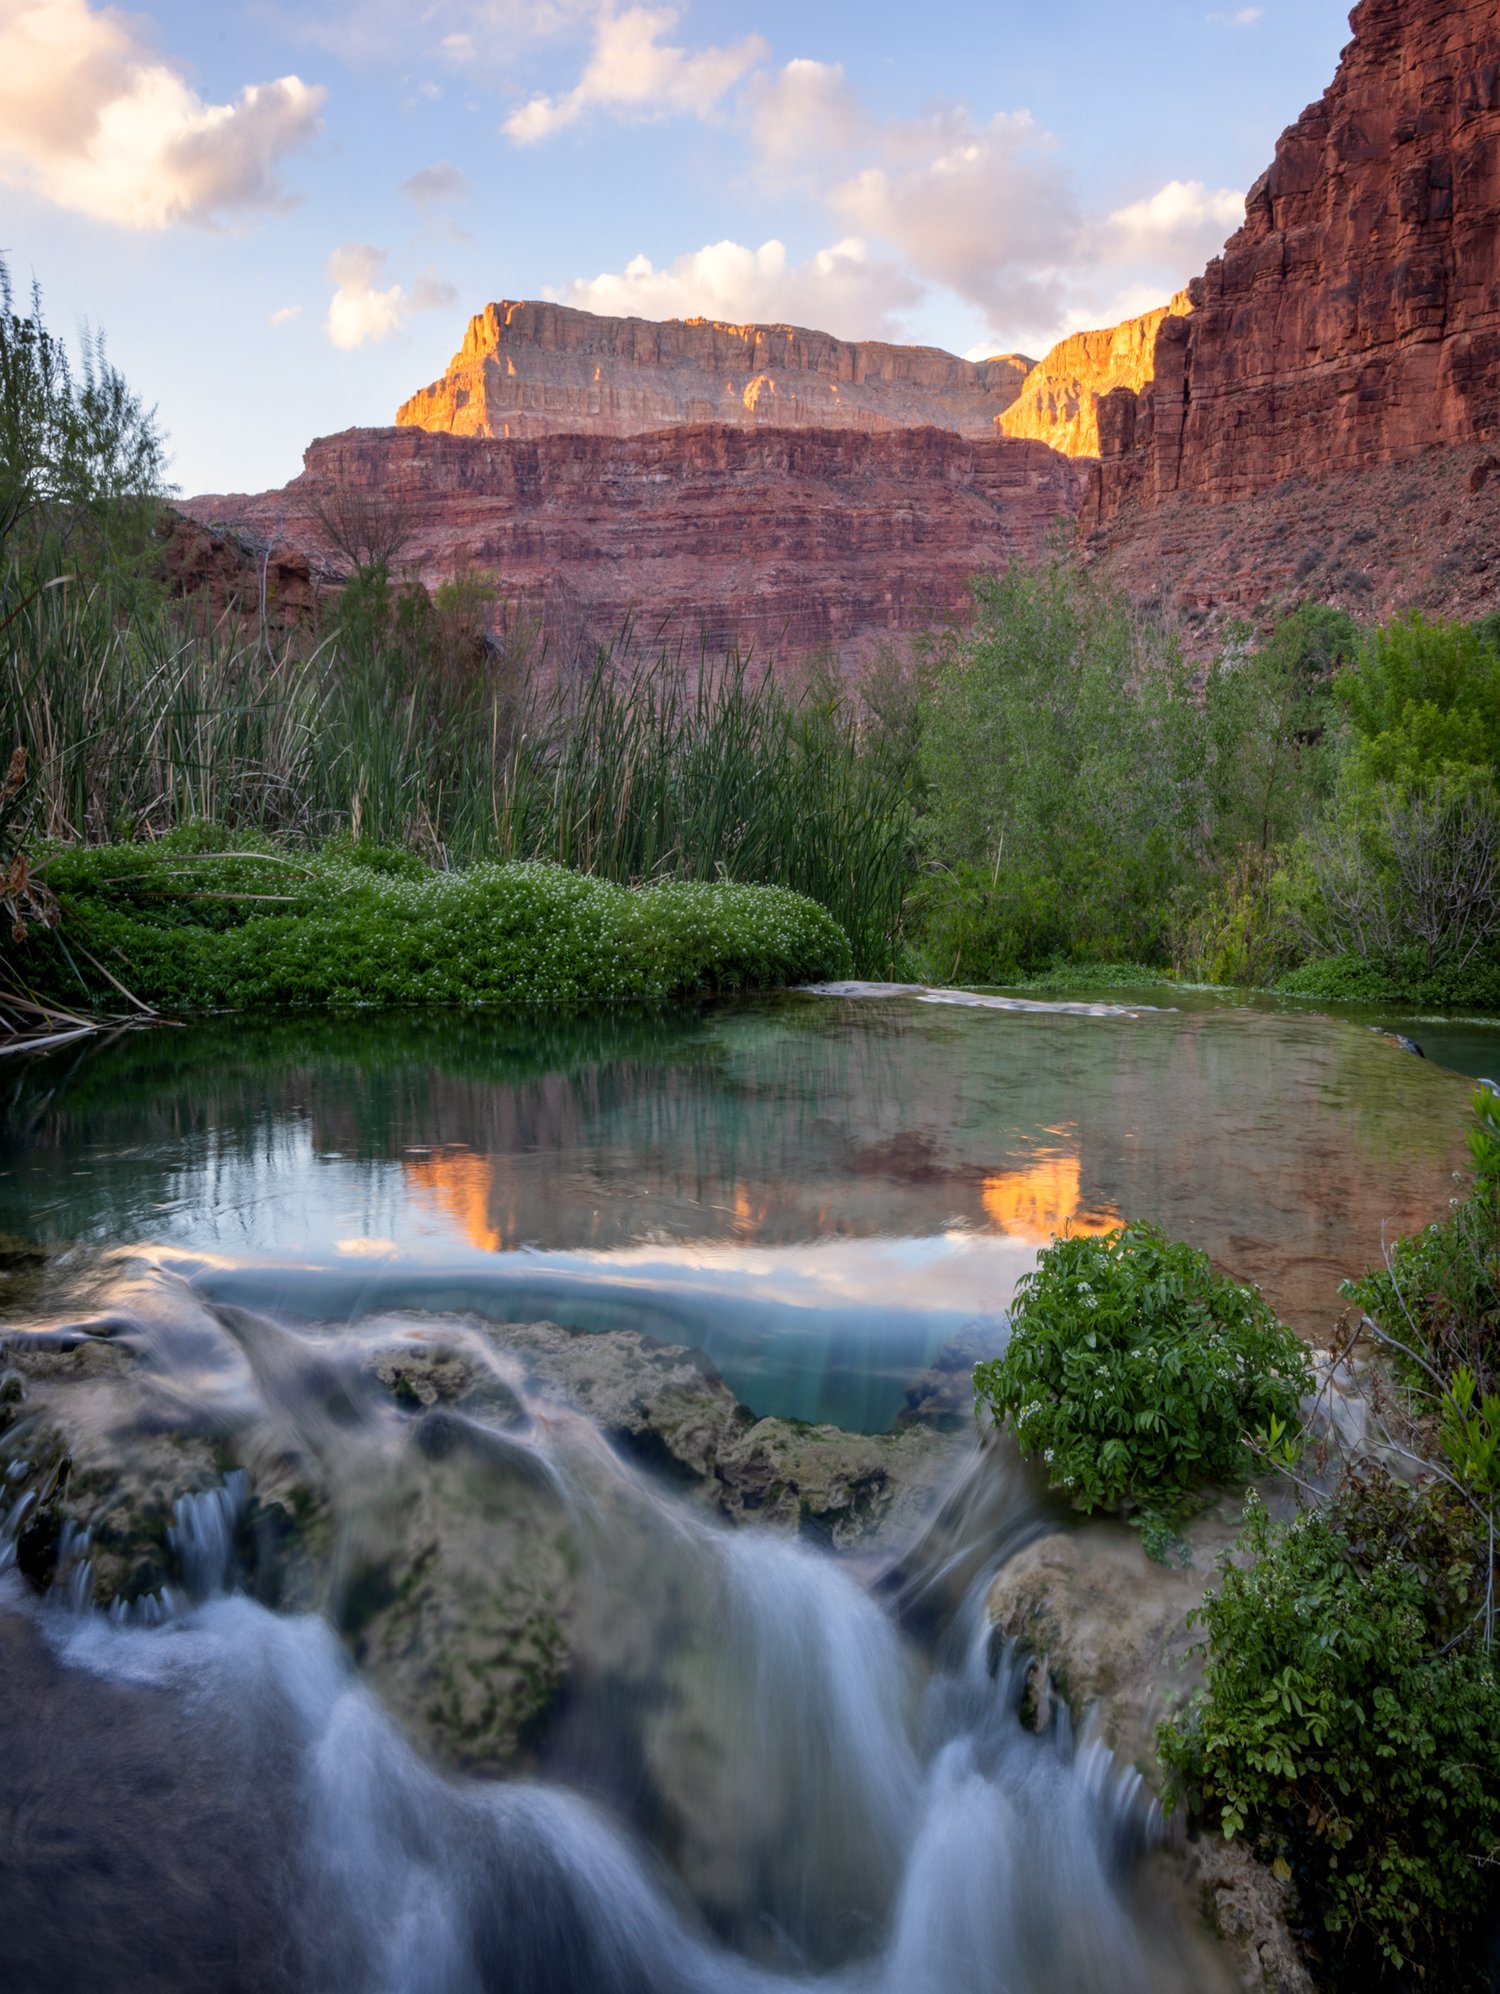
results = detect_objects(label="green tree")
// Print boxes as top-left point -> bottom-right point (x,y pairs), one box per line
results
0,256 -> 170,578
917,564 -> 1204,971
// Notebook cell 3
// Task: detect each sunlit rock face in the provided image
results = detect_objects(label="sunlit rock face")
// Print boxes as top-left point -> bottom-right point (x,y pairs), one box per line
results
396,299 -> 1034,442
996,293 -> 1196,459
1091,0 -> 1500,527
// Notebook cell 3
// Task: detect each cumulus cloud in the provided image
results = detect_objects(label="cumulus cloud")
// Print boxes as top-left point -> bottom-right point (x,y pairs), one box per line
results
0,0 -> 324,230
1099,178 -> 1244,265
1208,7 -> 1263,25
402,160 -> 470,206
504,5 -> 767,143
324,244 -> 457,350
269,304 -> 303,327
554,236 -> 922,339
829,109 -> 1082,331
747,58 -> 866,173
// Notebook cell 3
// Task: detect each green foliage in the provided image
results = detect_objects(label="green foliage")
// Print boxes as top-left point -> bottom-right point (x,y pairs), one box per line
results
918,566 -> 1206,972
1276,945 -> 1500,1009
1171,844 -> 1299,988
0,255 -> 169,582
2,566 -> 912,973
907,855 -> 1066,983
1159,1479 -> 1500,1984
1343,1088 -> 1500,1395
972,1223 -> 1312,1515
1338,614 -> 1500,792
27,840 -> 852,1011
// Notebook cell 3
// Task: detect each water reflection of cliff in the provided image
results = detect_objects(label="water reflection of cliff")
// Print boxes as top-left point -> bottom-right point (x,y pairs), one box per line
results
406,1143 -> 1120,1256
2,996 -> 1474,1334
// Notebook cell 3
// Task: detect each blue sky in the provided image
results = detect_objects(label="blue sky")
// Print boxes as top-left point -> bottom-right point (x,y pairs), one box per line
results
0,0 -> 1352,494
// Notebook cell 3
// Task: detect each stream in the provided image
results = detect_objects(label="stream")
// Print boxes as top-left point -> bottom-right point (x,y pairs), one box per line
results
0,988 -> 1483,1992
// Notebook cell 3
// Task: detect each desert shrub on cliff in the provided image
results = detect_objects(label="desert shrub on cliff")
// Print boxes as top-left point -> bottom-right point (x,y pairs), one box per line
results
26,836 -> 852,1011
972,1222 -> 1311,1519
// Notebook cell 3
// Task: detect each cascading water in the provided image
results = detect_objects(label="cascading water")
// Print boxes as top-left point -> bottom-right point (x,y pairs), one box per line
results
0,1291 -> 1231,1994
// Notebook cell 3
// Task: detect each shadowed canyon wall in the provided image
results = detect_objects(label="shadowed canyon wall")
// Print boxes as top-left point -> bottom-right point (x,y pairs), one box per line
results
187,425 -> 1089,664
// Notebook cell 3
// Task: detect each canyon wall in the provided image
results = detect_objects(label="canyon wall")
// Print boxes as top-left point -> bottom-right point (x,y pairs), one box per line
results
1091,0 -> 1500,530
997,293 -> 1196,458
187,425 -> 1088,665
396,300 -> 1033,443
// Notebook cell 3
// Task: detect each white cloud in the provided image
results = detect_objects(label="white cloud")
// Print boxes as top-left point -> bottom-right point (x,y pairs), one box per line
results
324,244 -> 457,350
554,235 -> 923,338
1100,178 -> 1244,264
269,304 -> 303,327
505,5 -> 767,143
830,109 -> 1081,330
1209,7 -> 1263,25
747,58 -> 866,173
0,0 -> 324,230
402,160 -> 470,206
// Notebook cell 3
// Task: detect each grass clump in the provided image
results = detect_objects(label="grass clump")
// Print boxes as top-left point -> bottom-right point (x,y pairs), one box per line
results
28,837 -> 852,1011
973,1223 -> 1312,1519
1159,1478 -> 1500,1986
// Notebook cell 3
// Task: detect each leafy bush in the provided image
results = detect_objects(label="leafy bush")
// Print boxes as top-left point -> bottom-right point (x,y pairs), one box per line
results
30,840 -> 852,1012
1159,1478 -> 1500,1985
973,1224 -> 1312,1515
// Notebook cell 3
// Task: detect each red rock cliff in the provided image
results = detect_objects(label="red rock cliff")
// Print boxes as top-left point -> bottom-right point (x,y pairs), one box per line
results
1092,0 -> 1500,526
396,300 -> 1033,443
187,425 -> 1088,665
998,292 -> 1196,457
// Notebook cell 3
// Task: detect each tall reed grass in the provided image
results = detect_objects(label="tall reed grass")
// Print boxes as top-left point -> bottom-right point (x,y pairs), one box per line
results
1,571 -> 914,973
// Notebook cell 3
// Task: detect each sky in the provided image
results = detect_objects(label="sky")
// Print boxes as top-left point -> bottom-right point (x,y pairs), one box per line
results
0,0 -> 1354,495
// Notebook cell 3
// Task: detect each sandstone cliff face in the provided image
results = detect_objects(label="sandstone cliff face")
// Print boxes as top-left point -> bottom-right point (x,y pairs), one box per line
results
1092,0 -> 1500,529
997,292 -> 1196,458
397,300 -> 1033,443
187,425 -> 1088,665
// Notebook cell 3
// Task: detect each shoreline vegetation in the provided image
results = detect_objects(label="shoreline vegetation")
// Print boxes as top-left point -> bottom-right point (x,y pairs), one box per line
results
5,259 -> 1500,1037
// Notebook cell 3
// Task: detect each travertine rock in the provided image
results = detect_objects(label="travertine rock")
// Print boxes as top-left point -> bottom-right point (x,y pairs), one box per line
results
186,423 -> 1088,666
397,299 -> 1033,442
997,292 -> 1195,457
1091,0 -> 1500,530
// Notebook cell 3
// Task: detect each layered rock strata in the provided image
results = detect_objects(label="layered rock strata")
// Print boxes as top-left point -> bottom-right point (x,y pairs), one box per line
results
187,424 -> 1089,664
397,299 -> 1033,442
1091,0 -> 1500,531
